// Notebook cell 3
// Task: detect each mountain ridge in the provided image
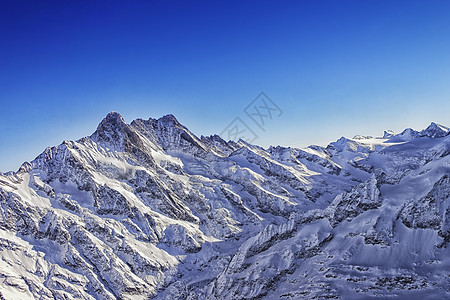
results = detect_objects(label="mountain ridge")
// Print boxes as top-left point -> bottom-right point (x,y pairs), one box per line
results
0,112 -> 449,299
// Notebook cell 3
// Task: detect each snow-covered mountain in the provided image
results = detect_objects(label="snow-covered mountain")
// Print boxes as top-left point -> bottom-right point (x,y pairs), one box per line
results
0,112 -> 449,299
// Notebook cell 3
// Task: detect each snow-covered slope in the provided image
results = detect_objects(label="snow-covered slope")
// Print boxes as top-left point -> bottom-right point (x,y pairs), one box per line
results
0,113 -> 448,299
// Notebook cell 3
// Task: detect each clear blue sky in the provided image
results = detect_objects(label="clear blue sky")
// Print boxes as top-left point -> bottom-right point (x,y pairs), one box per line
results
1,0 -> 450,172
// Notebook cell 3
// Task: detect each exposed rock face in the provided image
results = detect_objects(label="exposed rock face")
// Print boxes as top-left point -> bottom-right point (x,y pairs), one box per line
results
420,122 -> 449,138
399,175 -> 450,247
0,114 -> 449,299
327,174 -> 382,227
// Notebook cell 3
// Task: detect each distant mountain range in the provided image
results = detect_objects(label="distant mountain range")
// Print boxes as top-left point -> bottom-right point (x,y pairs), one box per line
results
0,112 -> 449,299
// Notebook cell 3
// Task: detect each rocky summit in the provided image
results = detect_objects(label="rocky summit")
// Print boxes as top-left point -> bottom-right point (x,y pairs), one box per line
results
0,113 -> 449,299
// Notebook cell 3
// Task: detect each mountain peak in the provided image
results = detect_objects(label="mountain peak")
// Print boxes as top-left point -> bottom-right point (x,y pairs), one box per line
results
383,130 -> 395,138
157,114 -> 181,126
94,111 -> 128,133
420,122 -> 449,138
100,111 -> 126,126
90,111 -> 137,148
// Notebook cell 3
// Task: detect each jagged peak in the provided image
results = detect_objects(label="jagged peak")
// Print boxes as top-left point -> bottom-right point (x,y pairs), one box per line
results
157,114 -> 181,126
200,134 -> 228,147
91,112 -> 129,137
98,111 -> 126,128
201,134 -> 224,141
90,112 -> 148,153
236,139 -> 262,151
383,130 -> 395,138
17,161 -> 32,174
131,114 -> 183,133
237,138 -> 251,146
331,136 -> 351,145
386,127 -> 419,142
400,127 -> 418,135
429,122 -> 447,130
268,145 -> 289,152
420,122 -> 449,138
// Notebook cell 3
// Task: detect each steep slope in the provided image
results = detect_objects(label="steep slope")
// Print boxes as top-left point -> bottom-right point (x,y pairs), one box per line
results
0,113 -> 449,299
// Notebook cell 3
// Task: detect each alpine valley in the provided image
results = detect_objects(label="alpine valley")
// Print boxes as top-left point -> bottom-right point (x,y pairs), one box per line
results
0,112 -> 449,300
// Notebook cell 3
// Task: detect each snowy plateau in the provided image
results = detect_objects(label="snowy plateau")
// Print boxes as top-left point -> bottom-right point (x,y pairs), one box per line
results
0,112 -> 449,300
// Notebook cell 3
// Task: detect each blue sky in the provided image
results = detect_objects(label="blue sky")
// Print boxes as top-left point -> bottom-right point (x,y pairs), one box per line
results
1,0 -> 450,172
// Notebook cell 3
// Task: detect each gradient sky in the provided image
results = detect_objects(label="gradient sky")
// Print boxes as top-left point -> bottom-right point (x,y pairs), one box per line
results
1,0 -> 450,172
